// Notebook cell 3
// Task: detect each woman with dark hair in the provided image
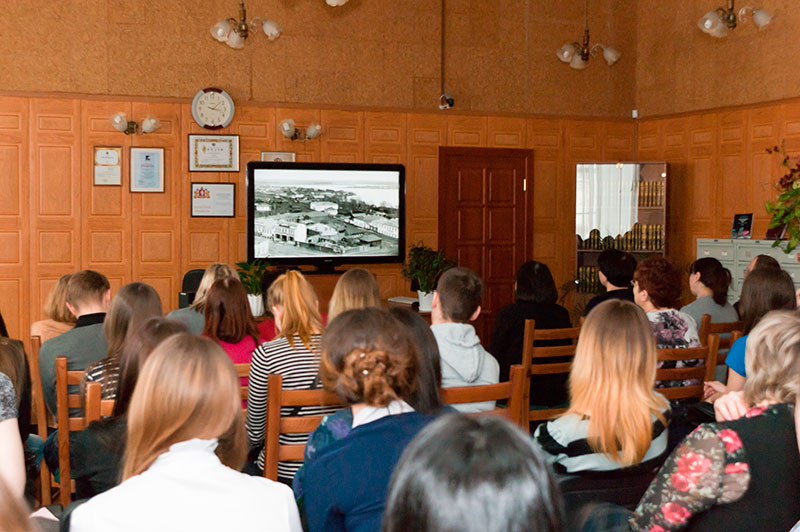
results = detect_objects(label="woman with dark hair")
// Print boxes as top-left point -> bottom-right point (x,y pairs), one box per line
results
302,308 -> 433,532
583,249 -> 636,316
384,415 -> 564,532
490,261 -> 571,405
680,257 -> 738,329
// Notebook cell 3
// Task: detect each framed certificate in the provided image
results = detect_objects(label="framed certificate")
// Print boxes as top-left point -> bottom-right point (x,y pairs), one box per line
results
93,147 -> 122,185
130,147 -> 164,192
189,134 -> 239,172
191,183 -> 236,217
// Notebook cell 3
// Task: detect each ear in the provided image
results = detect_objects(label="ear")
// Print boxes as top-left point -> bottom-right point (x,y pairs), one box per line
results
65,302 -> 79,320
469,305 -> 481,322
102,289 -> 112,308
432,291 -> 440,309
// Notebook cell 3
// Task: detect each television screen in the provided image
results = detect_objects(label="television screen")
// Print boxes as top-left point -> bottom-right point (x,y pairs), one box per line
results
247,162 -> 405,268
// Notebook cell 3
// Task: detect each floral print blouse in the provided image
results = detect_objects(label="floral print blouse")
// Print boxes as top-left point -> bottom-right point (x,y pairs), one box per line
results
647,309 -> 701,395
630,405 -> 780,531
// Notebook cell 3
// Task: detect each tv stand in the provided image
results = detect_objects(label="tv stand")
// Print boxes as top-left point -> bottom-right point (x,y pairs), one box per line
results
305,261 -> 345,275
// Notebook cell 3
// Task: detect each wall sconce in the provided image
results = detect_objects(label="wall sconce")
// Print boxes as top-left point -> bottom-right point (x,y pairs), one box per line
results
326,0 -> 350,5
698,0 -> 773,38
110,113 -> 162,135
279,119 -> 323,141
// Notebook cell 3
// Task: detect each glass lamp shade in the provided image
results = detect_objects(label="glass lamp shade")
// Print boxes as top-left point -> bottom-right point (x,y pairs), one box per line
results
226,29 -> 245,49
570,54 -> 588,70
262,20 -> 282,40
752,8 -> 773,29
603,46 -> 621,66
141,115 -> 161,134
210,20 -> 230,42
557,43 -> 575,63
306,123 -> 323,140
110,112 -> 128,133
279,119 -> 297,138
326,0 -> 349,6
698,11 -> 727,37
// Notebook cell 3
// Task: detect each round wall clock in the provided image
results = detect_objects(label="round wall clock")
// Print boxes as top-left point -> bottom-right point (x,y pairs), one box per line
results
191,87 -> 235,129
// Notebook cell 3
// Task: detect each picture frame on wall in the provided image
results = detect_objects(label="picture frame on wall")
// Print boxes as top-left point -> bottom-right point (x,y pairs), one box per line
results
191,182 -> 236,217
93,146 -> 122,186
189,134 -> 239,172
731,213 -> 754,239
261,151 -> 295,162
130,147 -> 164,192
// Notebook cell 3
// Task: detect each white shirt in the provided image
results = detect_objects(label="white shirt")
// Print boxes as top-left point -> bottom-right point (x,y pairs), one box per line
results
70,438 -> 302,532
351,399 -> 414,429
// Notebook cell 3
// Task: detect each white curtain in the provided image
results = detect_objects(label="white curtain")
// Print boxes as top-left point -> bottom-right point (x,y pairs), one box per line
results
575,164 -> 639,239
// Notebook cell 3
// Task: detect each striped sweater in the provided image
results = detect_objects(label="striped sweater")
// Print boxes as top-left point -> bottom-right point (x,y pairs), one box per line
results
245,334 -> 340,482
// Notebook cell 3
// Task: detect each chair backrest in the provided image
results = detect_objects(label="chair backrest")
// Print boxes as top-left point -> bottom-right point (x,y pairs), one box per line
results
182,269 -> 206,292
655,334 -> 719,401
235,363 -> 250,403
55,356 -> 90,508
521,320 -> 581,423
263,373 -> 343,481
85,381 -> 116,423
27,336 -> 52,505
439,365 -> 527,428
698,314 -> 743,364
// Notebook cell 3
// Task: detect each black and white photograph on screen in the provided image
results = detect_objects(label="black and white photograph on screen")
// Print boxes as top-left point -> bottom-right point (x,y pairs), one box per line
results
252,169 -> 400,259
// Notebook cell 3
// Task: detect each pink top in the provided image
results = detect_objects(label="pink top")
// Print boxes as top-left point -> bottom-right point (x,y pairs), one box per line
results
258,320 -> 276,343
216,335 -> 259,408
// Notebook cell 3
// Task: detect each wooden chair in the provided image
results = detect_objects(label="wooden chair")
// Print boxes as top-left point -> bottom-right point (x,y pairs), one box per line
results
698,314 -> 743,364
55,356 -> 91,508
521,320 -> 581,424
655,334 -> 719,401
84,381 -> 115,422
439,365 -> 527,428
27,336 -> 53,505
235,362 -> 250,404
262,374 -> 342,481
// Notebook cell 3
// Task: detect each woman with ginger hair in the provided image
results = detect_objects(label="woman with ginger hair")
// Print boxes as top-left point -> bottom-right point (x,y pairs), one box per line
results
534,299 -> 669,473
327,267 -> 382,321
166,263 -> 238,335
31,274 -> 76,343
69,333 -> 301,532
302,308 -> 433,532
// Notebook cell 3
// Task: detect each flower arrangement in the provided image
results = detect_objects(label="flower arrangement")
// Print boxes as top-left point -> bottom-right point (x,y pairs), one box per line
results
765,140 -> 800,253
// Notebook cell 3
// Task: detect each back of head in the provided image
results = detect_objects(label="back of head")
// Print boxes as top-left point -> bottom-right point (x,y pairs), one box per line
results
104,282 -> 163,359
383,415 -> 563,532
515,261 -> 558,304
389,306 -> 443,414
267,270 -> 323,350
740,268 -> 796,334
436,267 -> 483,322
260,268 -> 283,316
598,250 -> 636,289
328,268 -> 382,320
203,277 -> 259,345
0,338 -> 26,407
123,333 -> 245,479
633,257 -> 681,309
744,310 -> 800,407
691,257 -> 731,306
754,254 -> 781,272
568,299 -> 666,465
66,270 -> 110,311
191,263 -> 237,311
115,318 -> 189,417
321,308 -> 418,407
43,274 -> 76,324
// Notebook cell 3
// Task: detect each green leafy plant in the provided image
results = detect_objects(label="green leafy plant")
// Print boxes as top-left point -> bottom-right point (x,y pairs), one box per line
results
765,140 -> 800,253
401,243 -> 455,293
235,260 -> 270,295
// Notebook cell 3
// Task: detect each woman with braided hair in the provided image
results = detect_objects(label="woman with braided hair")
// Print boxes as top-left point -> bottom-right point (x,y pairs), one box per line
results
302,307 -> 434,532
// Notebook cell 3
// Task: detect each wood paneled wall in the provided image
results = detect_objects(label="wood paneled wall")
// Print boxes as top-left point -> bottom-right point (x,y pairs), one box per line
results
0,94 -> 634,340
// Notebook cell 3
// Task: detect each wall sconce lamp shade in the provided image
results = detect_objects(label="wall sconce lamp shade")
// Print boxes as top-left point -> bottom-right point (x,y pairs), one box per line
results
110,112 -> 161,135
210,1 -> 281,49
326,0 -> 350,5
279,119 -> 323,141
698,1 -> 773,38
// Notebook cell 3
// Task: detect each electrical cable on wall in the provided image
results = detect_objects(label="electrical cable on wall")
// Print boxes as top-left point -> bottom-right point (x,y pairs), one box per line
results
439,0 -> 454,110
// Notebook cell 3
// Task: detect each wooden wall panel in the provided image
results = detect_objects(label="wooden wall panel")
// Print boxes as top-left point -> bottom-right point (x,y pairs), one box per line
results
488,117 -> 526,149
365,112 -> 406,164
407,113 -> 448,250
320,110 -> 364,163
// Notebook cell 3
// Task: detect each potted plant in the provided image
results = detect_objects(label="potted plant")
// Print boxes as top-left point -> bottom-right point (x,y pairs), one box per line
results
401,243 -> 455,311
236,260 -> 270,317
766,140 -> 800,253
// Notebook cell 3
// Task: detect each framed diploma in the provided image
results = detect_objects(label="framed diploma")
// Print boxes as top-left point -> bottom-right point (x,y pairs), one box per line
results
188,134 -> 240,172
93,147 -> 122,185
130,147 -> 165,192
191,183 -> 236,217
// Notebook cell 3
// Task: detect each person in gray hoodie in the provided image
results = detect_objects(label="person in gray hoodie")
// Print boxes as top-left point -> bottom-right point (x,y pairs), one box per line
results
430,267 -> 500,413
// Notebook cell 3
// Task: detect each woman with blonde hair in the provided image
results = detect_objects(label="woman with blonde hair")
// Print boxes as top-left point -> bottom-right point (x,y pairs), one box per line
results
246,270 -> 336,481
327,268 -> 382,320
534,299 -> 669,473
167,263 -> 238,334
31,273 -> 76,343
70,333 -> 302,532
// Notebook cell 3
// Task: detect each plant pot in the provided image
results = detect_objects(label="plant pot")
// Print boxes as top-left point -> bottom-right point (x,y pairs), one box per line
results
247,294 -> 264,318
417,290 -> 434,312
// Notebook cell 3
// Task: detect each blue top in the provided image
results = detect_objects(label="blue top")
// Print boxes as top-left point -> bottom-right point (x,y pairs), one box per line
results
303,412 -> 432,532
726,335 -> 748,378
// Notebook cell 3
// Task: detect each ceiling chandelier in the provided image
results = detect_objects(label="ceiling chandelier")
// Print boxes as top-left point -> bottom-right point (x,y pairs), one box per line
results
556,0 -> 620,70
210,1 -> 282,49
698,0 -> 773,38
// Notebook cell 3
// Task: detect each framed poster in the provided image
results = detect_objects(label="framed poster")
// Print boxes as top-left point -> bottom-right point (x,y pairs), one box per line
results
731,213 -> 753,239
261,151 -> 295,162
189,134 -> 239,172
130,147 -> 164,192
93,146 -> 122,185
191,183 -> 236,217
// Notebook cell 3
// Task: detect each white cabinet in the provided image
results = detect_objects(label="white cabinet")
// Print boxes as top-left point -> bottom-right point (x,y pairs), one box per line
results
696,239 -> 800,303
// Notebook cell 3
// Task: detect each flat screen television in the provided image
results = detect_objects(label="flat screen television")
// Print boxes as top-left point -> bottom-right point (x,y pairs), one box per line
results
247,162 -> 405,271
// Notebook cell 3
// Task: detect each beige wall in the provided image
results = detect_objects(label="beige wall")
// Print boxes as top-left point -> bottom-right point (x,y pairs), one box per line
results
0,0 -> 636,118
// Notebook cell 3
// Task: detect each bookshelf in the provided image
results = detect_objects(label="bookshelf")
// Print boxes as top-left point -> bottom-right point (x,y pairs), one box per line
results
575,162 -> 668,295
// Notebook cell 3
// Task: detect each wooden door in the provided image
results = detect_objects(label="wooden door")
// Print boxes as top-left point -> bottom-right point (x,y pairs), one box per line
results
438,147 -> 534,343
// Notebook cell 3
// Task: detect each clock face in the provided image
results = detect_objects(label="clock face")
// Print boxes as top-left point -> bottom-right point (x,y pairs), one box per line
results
192,88 -> 235,129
